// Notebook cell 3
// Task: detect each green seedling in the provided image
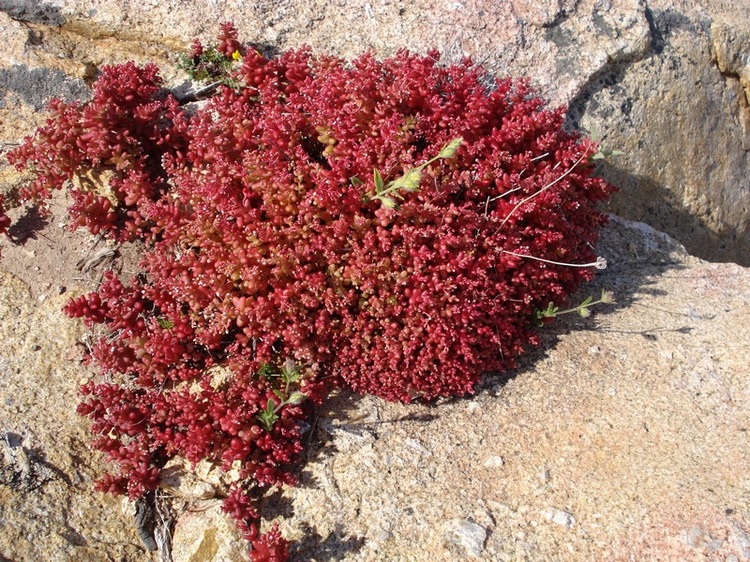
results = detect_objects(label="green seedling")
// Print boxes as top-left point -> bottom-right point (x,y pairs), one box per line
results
534,289 -> 615,324
360,137 -> 463,209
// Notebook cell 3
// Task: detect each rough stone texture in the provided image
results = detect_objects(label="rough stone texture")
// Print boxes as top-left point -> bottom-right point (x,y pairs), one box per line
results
0,269 -> 147,561
0,1 -> 749,561
571,7 -> 750,266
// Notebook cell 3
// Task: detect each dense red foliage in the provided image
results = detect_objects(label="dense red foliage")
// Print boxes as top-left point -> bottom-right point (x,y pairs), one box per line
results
8,23 -> 613,561
0,195 -> 10,238
7,61 -> 186,239
217,21 -> 243,58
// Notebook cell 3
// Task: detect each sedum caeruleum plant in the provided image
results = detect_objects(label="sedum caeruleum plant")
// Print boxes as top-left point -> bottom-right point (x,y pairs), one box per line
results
5,22 -> 615,561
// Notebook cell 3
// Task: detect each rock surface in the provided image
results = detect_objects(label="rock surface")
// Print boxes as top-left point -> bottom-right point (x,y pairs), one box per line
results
0,1 -> 749,561
0,268 -> 146,561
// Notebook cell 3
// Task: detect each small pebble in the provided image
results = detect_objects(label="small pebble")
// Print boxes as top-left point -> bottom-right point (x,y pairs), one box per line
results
683,525 -> 704,548
404,437 -> 431,455
483,455 -> 504,468
541,507 -> 575,528
443,519 -> 486,558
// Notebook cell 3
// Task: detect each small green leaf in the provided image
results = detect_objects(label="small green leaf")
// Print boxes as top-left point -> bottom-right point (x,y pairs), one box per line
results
350,176 -> 364,187
578,307 -> 592,318
536,302 -> 558,319
373,168 -> 385,193
437,137 -> 463,159
378,195 -> 398,209
390,168 -> 421,192
257,398 -> 280,430
257,363 -> 274,379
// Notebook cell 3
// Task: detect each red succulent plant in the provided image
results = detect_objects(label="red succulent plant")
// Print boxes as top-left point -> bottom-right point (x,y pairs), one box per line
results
7,24 -> 614,561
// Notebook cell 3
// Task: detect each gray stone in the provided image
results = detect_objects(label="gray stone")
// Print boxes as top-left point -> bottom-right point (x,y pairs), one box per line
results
731,521 -> 750,559
683,525 -> 705,548
542,507 -> 576,528
0,64 -> 89,110
0,0 -> 65,26
443,519 -> 487,559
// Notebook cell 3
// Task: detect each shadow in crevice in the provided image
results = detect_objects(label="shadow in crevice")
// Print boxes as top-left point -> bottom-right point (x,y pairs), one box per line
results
596,161 -> 750,267
256,487 -> 297,522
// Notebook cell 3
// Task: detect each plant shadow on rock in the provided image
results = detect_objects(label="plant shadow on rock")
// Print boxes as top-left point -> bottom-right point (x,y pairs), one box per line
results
1,431 -> 72,492
278,389 -> 439,560
6,204 -> 48,244
299,390 -> 440,467
289,521 -> 367,562
476,188 -> 692,395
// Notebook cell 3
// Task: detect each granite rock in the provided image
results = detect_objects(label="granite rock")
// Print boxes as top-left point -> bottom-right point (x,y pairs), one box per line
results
0,1 -> 749,561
